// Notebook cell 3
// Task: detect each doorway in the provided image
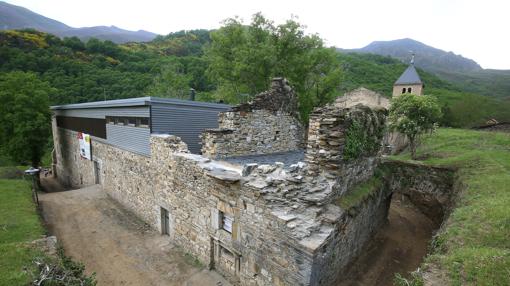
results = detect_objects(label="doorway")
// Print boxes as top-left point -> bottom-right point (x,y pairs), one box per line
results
161,207 -> 170,235
93,160 -> 101,184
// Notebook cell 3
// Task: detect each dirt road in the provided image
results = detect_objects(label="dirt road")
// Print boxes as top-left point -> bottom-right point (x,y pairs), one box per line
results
336,197 -> 437,286
39,181 -> 230,286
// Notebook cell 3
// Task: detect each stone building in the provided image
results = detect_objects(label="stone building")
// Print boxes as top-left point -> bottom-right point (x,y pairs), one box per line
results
52,78 -> 393,285
392,55 -> 424,97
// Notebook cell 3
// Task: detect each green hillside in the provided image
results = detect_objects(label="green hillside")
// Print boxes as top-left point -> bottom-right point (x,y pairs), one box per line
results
1,28 -> 509,128
437,69 -> 510,99
336,53 -> 510,127
345,38 -> 510,99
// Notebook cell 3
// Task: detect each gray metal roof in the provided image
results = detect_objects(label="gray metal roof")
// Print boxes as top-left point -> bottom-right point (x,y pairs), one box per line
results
394,65 -> 423,85
51,97 -> 231,110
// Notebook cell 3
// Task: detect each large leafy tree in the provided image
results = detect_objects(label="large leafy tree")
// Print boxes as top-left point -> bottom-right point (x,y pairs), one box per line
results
388,93 -> 442,159
0,71 -> 54,166
205,13 -> 343,120
147,57 -> 192,99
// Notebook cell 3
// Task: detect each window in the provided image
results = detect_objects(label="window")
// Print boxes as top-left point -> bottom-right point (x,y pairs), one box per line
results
221,211 -> 233,233
106,116 -> 149,128
402,88 -> 406,94
408,87 -> 412,93
140,118 -> 149,127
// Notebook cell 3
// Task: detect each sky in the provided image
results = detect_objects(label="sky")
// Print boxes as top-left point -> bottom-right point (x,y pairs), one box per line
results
5,0 -> 510,69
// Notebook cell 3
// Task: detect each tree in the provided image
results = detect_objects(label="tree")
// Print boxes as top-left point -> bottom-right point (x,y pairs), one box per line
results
0,71 -> 54,166
147,57 -> 192,99
388,93 -> 442,159
204,13 -> 343,120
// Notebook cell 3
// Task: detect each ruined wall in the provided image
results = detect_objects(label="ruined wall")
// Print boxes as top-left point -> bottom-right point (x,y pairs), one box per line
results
310,182 -> 391,285
240,158 -> 393,285
52,87 -> 398,286
202,78 -> 304,158
201,110 -> 302,158
335,87 -> 390,109
305,104 -> 387,197
53,127 -> 315,286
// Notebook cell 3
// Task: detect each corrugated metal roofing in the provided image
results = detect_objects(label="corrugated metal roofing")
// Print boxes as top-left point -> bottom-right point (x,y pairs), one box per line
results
51,97 -> 231,110
394,65 -> 423,85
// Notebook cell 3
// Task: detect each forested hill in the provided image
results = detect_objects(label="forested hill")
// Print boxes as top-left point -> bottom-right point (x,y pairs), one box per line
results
0,1 -> 157,43
343,38 -> 510,99
1,28 -> 509,128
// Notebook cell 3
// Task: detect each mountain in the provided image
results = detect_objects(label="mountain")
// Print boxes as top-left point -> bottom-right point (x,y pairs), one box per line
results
342,38 -> 510,98
0,1 -> 157,43
344,38 -> 482,73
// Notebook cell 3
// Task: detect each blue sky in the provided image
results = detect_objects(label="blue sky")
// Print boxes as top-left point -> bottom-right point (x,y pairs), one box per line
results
6,0 -> 510,69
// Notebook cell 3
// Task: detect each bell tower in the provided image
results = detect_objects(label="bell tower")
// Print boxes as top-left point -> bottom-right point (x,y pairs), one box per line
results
392,53 -> 424,97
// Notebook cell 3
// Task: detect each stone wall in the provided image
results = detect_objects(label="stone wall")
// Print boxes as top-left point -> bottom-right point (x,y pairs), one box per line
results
310,182 -> 391,285
305,103 -> 386,197
52,116 -> 97,188
202,78 -> 304,158
52,89 -> 401,286
335,87 -> 389,109
201,110 -> 303,158
53,127 -> 316,285
382,159 -> 456,224
240,160 -> 393,286
392,84 -> 423,97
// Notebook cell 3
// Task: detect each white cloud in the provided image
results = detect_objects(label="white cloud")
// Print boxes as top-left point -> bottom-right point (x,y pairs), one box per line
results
5,0 -> 510,69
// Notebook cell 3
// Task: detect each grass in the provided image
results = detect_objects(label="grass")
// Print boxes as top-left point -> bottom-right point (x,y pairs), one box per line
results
391,128 -> 510,285
335,176 -> 383,209
0,178 -> 46,285
183,252 -> 204,268
0,165 -> 29,179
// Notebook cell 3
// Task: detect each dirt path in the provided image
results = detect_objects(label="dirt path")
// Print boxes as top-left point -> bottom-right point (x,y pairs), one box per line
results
336,198 -> 437,286
39,179 -> 230,286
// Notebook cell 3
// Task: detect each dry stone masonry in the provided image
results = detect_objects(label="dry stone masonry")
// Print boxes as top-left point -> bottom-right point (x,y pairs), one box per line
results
52,81 -> 440,285
201,78 -> 304,158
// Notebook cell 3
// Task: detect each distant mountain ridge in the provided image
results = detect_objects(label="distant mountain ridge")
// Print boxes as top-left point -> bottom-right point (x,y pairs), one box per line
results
342,38 -> 482,73
0,1 -> 157,43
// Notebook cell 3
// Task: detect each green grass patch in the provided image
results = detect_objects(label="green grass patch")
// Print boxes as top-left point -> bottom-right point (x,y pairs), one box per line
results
0,166 -> 29,179
391,128 -> 510,285
335,176 -> 382,209
183,252 -> 203,268
0,179 -> 45,244
0,178 -> 45,285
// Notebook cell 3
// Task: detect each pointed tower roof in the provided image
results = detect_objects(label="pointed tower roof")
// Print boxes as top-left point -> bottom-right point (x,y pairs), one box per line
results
395,54 -> 422,85
394,64 -> 423,85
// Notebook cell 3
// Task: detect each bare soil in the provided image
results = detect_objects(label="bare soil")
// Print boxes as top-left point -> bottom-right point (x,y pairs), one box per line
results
336,197 -> 438,286
39,178 -> 230,286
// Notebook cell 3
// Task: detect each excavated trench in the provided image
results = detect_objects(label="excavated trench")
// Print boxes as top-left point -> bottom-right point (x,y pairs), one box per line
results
335,161 -> 454,286
335,195 -> 440,286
